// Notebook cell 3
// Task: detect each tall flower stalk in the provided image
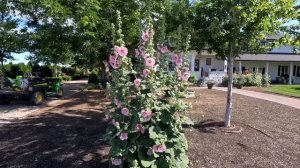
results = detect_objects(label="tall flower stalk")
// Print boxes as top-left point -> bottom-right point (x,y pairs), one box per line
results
106,10 -> 192,168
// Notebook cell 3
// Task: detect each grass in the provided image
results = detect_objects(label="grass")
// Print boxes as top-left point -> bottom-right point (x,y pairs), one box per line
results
264,85 -> 300,98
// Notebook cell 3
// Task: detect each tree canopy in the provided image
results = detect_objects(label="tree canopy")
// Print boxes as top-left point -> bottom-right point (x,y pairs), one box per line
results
194,0 -> 296,127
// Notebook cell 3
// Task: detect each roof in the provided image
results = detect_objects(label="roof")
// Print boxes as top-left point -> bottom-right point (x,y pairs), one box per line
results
236,54 -> 300,62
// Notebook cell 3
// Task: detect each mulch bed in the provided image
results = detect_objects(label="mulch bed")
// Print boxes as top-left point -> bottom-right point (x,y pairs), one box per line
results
0,89 -> 299,168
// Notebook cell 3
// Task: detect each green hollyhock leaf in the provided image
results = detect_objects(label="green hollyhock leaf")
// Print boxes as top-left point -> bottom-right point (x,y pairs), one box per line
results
138,147 -> 155,167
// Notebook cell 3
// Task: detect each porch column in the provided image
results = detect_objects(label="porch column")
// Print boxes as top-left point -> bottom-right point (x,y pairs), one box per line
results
289,62 -> 293,85
224,59 -> 228,72
191,55 -> 195,72
238,61 -> 242,74
265,61 -> 269,76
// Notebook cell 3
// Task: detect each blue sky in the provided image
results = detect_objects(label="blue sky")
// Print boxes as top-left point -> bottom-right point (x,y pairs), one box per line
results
8,0 -> 300,64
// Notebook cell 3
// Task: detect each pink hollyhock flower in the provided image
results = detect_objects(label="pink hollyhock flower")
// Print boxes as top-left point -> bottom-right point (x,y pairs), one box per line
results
114,46 -> 120,56
181,72 -> 190,82
142,31 -> 150,42
119,132 -> 128,141
153,144 -> 167,153
121,108 -> 129,116
175,56 -> 183,66
134,79 -> 141,87
109,57 -> 121,69
145,57 -> 156,68
135,123 -> 145,134
160,46 -> 169,54
139,46 -> 146,57
135,49 -> 140,58
118,47 -> 128,57
109,54 -> 117,63
172,54 -> 178,63
114,99 -> 121,108
112,158 -> 122,166
143,69 -> 151,77
141,110 -> 152,121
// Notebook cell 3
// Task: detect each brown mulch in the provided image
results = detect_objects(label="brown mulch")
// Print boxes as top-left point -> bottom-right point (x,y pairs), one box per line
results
186,89 -> 300,168
0,91 -> 110,168
0,89 -> 299,168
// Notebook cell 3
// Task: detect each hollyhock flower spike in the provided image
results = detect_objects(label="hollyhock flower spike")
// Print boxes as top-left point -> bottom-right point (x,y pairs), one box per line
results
112,158 -> 122,166
143,69 -> 151,77
142,31 -> 150,42
119,132 -> 128,141
145,57 -> 156,68
153,144 -> 167,153
114,99 -> 121,108
135,123 -> 145,134
134,79 -> 141,87
118,46 -> 128,57
121,108 -> 129,116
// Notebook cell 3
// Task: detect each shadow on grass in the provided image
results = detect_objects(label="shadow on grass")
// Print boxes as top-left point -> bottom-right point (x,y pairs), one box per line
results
0,91 -> 110,168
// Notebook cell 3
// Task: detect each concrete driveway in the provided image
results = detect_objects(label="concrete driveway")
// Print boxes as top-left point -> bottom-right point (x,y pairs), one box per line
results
0,80 -> 87,121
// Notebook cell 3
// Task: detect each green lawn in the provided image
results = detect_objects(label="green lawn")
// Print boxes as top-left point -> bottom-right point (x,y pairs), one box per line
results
264,85 -> 300,98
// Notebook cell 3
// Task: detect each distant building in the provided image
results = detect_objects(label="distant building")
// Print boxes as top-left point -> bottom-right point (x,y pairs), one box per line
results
186,36 -> 300,84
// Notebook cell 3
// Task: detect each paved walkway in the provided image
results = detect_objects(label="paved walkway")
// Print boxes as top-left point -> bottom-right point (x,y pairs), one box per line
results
214,87 -> 300,110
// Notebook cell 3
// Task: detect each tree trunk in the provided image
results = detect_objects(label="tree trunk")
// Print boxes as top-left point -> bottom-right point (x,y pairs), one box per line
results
99,61 -> 109,88
225,56 -> 234,127
1,60 -> 3,73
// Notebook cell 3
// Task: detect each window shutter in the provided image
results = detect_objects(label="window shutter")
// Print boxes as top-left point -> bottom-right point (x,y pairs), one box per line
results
278,65 -> 281,76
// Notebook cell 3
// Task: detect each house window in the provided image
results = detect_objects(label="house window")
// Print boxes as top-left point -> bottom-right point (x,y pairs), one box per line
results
277,65 -> 289,76
194,59 -> 200,71
206,58 -> 211,66
297,66 -> 300,77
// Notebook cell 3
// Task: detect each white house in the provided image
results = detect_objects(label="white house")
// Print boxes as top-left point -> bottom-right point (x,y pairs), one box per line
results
187,37 -> 300,84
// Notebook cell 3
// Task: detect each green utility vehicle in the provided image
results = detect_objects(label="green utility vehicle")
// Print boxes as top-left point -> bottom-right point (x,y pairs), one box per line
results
0,74 -> 63,106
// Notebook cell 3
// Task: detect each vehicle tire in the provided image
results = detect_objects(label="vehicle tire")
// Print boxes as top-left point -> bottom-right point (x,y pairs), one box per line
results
29,91 -> 44,106
0,95 -> 10,105
56,88 -> 63,98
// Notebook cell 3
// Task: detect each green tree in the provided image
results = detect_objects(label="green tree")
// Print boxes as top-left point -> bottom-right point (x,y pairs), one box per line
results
0,0 -> 24,72
195,0 -> 296,127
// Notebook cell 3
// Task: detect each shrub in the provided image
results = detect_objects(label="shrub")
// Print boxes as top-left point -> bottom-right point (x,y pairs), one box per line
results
88,73 -> 99,85
222,73 -> 268,87
262,75 -> 271,86
188,75 -> 197,84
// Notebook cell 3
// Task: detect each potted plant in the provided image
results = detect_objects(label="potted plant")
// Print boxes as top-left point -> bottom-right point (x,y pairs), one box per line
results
207,80 -> 214,89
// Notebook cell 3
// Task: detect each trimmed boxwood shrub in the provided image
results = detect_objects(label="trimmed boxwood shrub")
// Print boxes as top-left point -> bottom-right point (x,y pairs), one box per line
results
222,73 -> 270,87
